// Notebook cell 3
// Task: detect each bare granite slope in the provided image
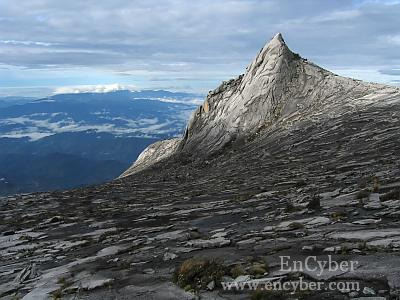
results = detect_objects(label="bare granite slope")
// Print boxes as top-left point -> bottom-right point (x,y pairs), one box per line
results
121,33 -> 396,178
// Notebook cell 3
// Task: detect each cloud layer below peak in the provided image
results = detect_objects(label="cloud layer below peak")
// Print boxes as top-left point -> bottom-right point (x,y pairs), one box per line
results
53,84 -> 136,94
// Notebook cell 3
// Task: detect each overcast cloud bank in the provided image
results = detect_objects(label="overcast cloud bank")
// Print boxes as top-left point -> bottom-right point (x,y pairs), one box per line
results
0,0 -> 399,96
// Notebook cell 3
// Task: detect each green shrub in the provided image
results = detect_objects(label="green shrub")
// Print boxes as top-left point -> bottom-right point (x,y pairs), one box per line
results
249,262 -> 267,276
230,264 -> 246,278
330,211 -> 347,221
285,203 -> 301,213
173,257 -> 226,290
288,222 -> 304,229
356,189 -> 370,200
307,195 -> 321,210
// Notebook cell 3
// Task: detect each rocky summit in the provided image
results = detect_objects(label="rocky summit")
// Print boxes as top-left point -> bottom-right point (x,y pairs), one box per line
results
2,34 -> 400,300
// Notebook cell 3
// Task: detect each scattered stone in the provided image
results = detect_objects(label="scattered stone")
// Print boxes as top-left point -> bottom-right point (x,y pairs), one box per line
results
319,189 -> 341,200
352,219 -> 381,225
186,236 -> 230,249
323,246 -> 341,253
210,231 -> 228,239
327,229 -> 400,242
322,192 -> 358,208
48,216 -> 63,223
301,245 -> 315,252
97,245 -> 129,257
119,282 -> 197,299
143,268 -> 155,275
263,226 -> 274,232
221,276 -> 234,282
307,216 -> 330,226
364,194 -> 382,210
349,291 -> 358,297
53,240 -> 89,250
154,230 -> 189,241
367,238 -> 400,248
84,278 -> 114,291
207,280 -> 215,290
234,275 -> 251,283
163,252 -> 178,261
352,249 -> 363,254
276,217 -> 330,231
236,238 -> 256,249
14,263 -> 38,283
363,286 -> 376,295
130,261 -> 148,266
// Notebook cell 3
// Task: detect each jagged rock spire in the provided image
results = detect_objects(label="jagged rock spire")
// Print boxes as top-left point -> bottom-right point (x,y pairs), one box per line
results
246,33 -> 292,74
180,33 -> 299,153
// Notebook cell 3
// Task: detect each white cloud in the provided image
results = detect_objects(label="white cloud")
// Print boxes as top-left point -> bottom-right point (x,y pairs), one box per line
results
131,97 -> 203,105
330,68 -> 400,84
0,131 -> 53,141
310,10 -> 361,22
0,113 -> 185,140
1,0 -> 400,93
53,83 -> 136,94
385,35 -> 400,45
0,40 -> 56,46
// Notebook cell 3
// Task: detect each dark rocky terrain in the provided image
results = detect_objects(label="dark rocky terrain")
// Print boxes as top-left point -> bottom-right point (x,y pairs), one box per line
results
1,34 -> 400,299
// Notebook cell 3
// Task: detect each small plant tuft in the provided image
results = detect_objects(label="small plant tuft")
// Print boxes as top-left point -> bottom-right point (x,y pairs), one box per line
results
288,222 -> 304,230
284,202 -> 301,213
173,257 -> 227,290
51,289 -> 63,300
230,264 -> 246,278
330,210 -> 347,221
307,195 -> 321,210
357,189 -> 370,200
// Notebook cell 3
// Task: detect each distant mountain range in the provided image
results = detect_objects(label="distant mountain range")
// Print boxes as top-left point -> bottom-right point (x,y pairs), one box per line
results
0,90 -> 201,195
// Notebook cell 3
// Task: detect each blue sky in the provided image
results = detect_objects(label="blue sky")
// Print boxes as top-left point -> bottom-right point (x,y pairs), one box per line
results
0,0 -> 399,97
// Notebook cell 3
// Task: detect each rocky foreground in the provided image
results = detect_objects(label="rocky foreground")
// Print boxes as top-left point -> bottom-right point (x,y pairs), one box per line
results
1,34 -> 400,299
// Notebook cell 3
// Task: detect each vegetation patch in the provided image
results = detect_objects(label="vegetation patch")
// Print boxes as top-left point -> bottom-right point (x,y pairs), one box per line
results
248,262 -> 268,277
306,195 -> 321,210
356,189 -> 371,200
358,176 -> 380,193
173,257 -> 227,291
230,264 -> 246,278
51,289 -> 63,300
288,222 -> 304,230
330,210 -> 347,221
285,203 -> 301,213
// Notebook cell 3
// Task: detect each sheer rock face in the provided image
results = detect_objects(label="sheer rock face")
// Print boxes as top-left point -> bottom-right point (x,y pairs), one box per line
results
179,33 -> 387,153
181,32 -> 298,153
121,33 -> 399,177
